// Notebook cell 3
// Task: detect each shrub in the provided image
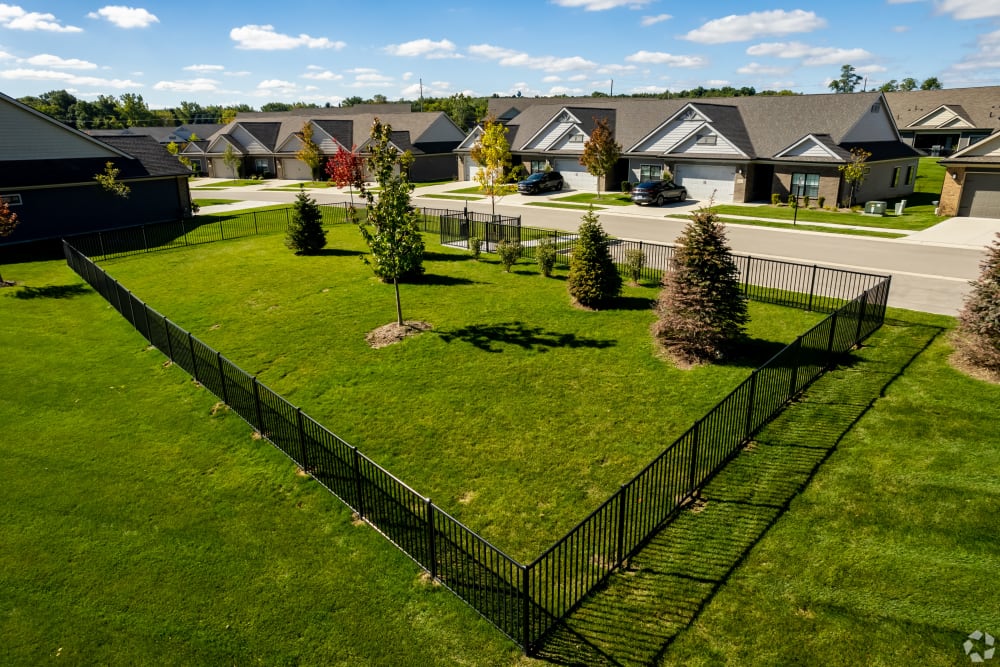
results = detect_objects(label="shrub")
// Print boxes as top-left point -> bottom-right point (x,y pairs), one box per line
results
621,181 -> 633,193
624,247 -> 646,285
953,233 -> 1000,375
536,238 -> 557,277
285,187 -> 327,254
497,238 -> 521,273
803,195 -> 811,209
787,193 -> 797,208
510,164 -> 528,183
771,193 -> 781,206
653,205 -> 748,364
567,206 -> 622,309
817,195 -> 825,209
468,236 -> 482,260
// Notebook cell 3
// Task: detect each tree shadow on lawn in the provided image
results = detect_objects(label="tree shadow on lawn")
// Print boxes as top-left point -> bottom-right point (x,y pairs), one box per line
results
8,283 -> 91,300
312,248 -> 365,258
532,319 -> 943,666
437,321 -> 616,353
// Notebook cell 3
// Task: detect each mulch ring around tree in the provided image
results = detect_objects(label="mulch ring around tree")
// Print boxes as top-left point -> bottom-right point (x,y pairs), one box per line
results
365,321 -> 432,349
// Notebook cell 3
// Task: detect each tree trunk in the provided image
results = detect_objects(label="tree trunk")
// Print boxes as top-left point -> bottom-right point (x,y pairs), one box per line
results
393,277 -> 403,326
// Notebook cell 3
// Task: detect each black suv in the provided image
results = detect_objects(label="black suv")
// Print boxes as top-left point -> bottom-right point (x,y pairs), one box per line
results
630,180 -> 687,206
517,171 -> 564,194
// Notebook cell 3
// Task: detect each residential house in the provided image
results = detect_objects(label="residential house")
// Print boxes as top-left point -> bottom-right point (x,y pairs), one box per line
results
87,124 -> 224,147
457,93 -> 921,206
0,91 -> 193,245
183,105 -> 465,182
937,132 -> 1000,218
884,86 -> 1000,157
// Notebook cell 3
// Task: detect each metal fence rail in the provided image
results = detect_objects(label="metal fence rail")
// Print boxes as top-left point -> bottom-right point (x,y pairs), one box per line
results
62,205 -> 891,654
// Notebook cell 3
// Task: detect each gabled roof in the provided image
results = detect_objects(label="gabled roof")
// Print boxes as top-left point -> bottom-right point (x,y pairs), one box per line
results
884,86 -> 1000,132
87,124 -> 224,144
313,119 -> 354,149
939,130 -> 1000,164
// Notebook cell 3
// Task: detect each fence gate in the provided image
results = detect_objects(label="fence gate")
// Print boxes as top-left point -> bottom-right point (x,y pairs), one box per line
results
439,212 -> 471,248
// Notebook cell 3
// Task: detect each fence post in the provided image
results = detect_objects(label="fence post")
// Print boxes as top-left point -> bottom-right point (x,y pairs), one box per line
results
744,372 -> 759,440
854,291 -> 869,344
688,420 -> 701,493
788,337 -> 802,397
163,316 -> 174,360
253,210 -> 259,235
521,564 -> 532,656
181,217 -> 188,246
187,332 -> 198,380
616,484 -> 628,566
252,376 -> 264,434
217,352 -> 229,406
743,256 -> 752,295
352,447 -> 365,518
807,265 -> 818,311
425,498 -> 437,580
98,232 -> 106,259
296,407 -> 310,471
826,312 -> 839,354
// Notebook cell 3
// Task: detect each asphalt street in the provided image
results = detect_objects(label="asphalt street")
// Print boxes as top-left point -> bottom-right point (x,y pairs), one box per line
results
195,181 -> 997,316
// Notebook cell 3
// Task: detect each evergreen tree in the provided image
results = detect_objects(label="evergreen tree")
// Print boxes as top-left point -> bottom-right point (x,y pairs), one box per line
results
653,205 -> 748,363
285,186 -> 327,254
953,234 -> 1000,375
567,206 -> 621,309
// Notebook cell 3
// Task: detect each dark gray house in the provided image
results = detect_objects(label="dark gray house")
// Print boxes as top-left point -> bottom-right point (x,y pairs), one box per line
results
0,91 -> 192,245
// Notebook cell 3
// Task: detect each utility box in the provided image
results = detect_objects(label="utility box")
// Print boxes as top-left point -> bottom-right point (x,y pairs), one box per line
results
894,199 -> 907,215
864,201 -> 887,216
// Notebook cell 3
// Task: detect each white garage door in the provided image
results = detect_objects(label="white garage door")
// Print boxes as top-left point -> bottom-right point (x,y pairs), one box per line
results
959,172 -> 1000,218
554,159 -> 597,191
464,158 -> 479,182
280,158 -> 313,181
674,164 -> 736,203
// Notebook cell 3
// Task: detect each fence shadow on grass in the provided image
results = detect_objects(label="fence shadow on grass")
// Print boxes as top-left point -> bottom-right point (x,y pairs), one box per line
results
533,319 -> 944,666
437,321 -> 617,354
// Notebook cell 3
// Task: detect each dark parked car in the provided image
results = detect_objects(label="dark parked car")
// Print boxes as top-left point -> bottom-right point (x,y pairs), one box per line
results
630,180 -> 687,206
517,171 -> 564,194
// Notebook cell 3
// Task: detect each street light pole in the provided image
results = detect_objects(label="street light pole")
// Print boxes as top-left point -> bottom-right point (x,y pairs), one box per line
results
792,184 -> 802,226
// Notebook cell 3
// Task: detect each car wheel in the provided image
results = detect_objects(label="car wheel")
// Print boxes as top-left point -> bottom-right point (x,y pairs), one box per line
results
655,194 -> 665,206
558,182 -> 564,191
678,190 -> 687,202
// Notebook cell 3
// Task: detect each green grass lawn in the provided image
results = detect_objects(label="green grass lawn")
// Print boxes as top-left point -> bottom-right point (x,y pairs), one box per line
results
191,179 -> 262,188
554,192 -> 633,206
193,198 -> 240,207
98,225 -> 821,560
669,215 -> 908,239
263,181 -> 336,190
526,201 -> 600,210
4,214 -> 995,664
419,193 -> 485,201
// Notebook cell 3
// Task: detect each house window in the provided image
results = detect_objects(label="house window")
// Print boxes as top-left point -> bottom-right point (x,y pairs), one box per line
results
905,165 -> 915,185
529,160 -> 547,173
791,173 -> 820,198
890,167 -> 901,187
254,158 -> 269,176
695,133 -> 717,146
871,103 -> 881,113
0,194 -> 22,206
639,164 -> 663,181
568,134 -> 584,143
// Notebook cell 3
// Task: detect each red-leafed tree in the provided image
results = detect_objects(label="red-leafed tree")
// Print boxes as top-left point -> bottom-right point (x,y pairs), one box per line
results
0,198 -> 20,286
325,144 -> 365,206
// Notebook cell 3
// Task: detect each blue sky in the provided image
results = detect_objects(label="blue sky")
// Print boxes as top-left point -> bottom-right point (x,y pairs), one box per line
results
1,1 -> 999,109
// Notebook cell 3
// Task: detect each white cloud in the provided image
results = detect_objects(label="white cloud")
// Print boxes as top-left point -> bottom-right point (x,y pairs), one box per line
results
384,38 -> 461,59
625,50 -> 706,67
402,71 -> 413,81
468,43 -> 597,72
548,85 -> 586,95
25,54 -> 97,69
706,79 -> 730,86
737,62 -> 790,75
346,68 -> 393,88
0,5 -> 82,32
0,67 -> 140,87
230,24 -> 345,51
568,74 -> 588,81
153,78 -> 219,93
184,64 -> 224,72
552,0 -> 654,9
936,0 -> 1000,19
0,49 -> 13,60
597,63 -> 637,75
892,25 -> 910,32
301,69 -> 342,81
630,84 -> 665,94
401,80 -> 452,97
887,0 -> 922,3
542,75 -> 561,82
253,79 -> 300,96
87,6 -> 159,29
684,10 -> 825,44
641,13 -> 671,26
949,28 -> 1000,70
225,71 -> 250,77
746,41 -> 875,66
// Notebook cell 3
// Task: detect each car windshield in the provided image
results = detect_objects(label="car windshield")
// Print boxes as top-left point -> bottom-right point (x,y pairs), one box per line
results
636,181 -> 662,188
526,173 -> 546,181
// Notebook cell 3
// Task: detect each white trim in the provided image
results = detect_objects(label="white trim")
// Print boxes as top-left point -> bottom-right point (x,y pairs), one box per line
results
626,103 -> 710,152
773,134 -> 841,160
520,107 -> 582,150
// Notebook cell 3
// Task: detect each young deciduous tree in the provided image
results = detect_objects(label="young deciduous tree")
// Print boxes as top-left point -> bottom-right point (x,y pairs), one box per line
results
953,234 -> 1000,377
94,161 -> 130,198
653,205 -> 748,364
0,198 -> 20,286
353,118 -> 425,326
838,147 -> 872,207
223,143 -> 241,179
567,206 -> 621,309
470,115 -> 514,216
325,144 -> 366,206
285,186 -> 327,254
295,121 -> 323,180
579,117 -> 621,198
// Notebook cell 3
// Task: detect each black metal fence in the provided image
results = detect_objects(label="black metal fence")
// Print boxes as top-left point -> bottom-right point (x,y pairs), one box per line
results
62,204 -> 891,654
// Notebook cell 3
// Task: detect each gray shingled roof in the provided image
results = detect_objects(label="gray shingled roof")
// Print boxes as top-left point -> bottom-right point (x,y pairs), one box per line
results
92,135 -> 192,177
884,87 -> 1000,131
